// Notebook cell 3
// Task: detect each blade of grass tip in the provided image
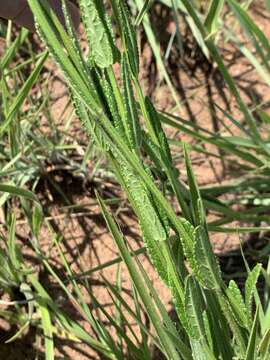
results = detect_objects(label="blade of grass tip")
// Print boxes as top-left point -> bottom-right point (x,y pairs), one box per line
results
245,263 -> 263,326
183,145 -> 222,290
226,280 -> 249,329
113,0 -> 139,77
183,143 -> 202,226
133,81 -> 160,146
245,262 -> 266,332
5,321 -> 30,344
0,51 -> 48,136
96,192 -> 181,360
217,293 -> 247,356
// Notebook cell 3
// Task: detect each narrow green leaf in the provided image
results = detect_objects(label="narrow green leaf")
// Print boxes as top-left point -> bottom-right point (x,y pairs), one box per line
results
226,280 -> 248,328
96,192 -> 181,360
80,0 -> 118,68
110,157 -> 169,284
121,55 -> 141,150
190,340 -> 216,360
32,279 -> 113,356
0,28 -> 28,70
28,0 -> 100,113
0,184 -> 39,204
112,0 -> 139,76
184,276 -> 206,340
258,328 -> 270,358
170,0 -> 184,56
135,254 -> 192,359
32,205 -> 43,238
7,214 -> 21,270
245,306 -> 259,360
38,300 -> 54,360
135,0 -> 153,26
133,0 -> 181,105
5,321 -> 30,344
218,294 -> 247,356
204,292 -> 234,359
0,51 -> 47,135
193,225 -> 222,290
145,97 -> 173,164
102,69 -> 125,137
204,0 -> 224,37
184,144 -> 203,226
245,264 -> 262,322
257,109 -> 270,125
228,0 -> 270,63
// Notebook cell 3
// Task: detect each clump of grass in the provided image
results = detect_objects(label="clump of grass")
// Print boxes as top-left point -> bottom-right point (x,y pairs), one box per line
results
0,0 -> 270,359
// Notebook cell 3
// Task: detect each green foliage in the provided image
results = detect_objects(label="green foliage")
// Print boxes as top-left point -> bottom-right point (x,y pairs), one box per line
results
0,0 -> 270,359
80,0 -> 119,68
112,0 -> 139,76
121,55 -> 141,150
